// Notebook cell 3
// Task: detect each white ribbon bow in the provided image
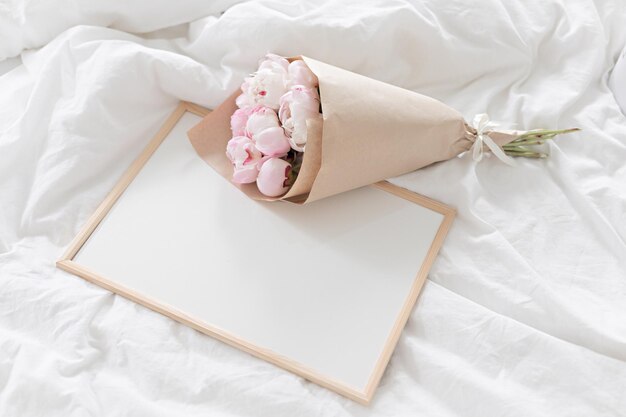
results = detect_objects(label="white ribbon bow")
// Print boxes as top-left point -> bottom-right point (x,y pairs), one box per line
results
470,113 -> 515,166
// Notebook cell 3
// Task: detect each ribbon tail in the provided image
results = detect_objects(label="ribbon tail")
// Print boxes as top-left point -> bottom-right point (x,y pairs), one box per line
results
472,137 -> 484,162
481,134 -> 516,166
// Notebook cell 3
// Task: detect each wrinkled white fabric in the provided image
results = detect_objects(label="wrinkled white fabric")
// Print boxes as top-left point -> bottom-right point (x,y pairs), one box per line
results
610,46 -> 626,114
0,0 -> 245,61
1,1 -> 626,416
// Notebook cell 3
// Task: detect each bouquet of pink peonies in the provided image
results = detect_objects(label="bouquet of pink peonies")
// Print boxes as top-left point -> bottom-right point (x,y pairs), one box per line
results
188,54 -> 577,203
224,54 -> 322,197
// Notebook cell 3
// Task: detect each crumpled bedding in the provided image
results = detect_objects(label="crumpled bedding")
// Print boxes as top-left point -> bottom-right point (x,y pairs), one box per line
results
1,1 -> 626,416
610,47 -> 626,113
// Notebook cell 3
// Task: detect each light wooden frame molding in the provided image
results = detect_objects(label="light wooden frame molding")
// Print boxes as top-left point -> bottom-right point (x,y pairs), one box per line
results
57,102 -> 456,405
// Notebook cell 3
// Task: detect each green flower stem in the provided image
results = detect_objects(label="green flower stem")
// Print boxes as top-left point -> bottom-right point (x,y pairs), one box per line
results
503,139 -> 544,147
505,150 -> 547,158
286,152 -> 303,187
503,146 -> 547,158
514,127 -> 580,140
499,127 -> 579,160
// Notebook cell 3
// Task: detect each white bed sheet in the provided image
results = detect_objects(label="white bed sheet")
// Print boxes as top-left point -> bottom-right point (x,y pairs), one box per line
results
1,1 -> 626,416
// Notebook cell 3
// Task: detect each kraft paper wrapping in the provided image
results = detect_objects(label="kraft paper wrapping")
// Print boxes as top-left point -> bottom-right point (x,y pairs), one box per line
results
187,56 -> 516,204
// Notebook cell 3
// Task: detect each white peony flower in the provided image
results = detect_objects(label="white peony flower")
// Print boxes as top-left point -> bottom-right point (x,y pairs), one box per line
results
278,86 -> 322,151
240,54 -> 290,109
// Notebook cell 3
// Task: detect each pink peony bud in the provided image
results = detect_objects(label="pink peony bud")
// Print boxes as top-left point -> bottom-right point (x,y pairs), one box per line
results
256,158 -> 291,197
230,107 -> 255,136
288,60 -> 318,89
226,136 -> 263,184
232,165 -> 260,184
226,136 -> 261,166
246,107 -> 280,137
254,127 -> 291,157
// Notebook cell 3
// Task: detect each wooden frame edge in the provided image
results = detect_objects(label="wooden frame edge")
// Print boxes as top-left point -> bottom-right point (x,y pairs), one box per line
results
56,257 -> 370,404
59,101 -> 209,263
60,103 -> 187,261
362,181 -> 455,402
57,103 -> 455,406
182,101 -> 211,117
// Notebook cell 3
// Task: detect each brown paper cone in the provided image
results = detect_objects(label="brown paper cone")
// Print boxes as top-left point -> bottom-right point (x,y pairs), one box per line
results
188,56 -> 516,204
